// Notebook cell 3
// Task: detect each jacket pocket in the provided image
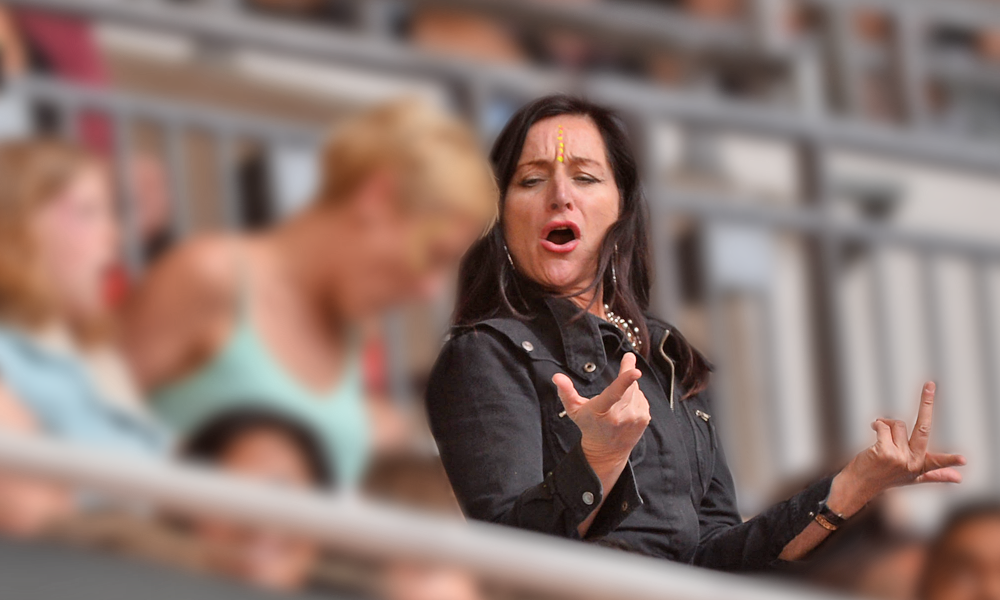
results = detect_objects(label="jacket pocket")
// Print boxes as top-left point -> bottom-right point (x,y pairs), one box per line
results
684,400 -> 717,498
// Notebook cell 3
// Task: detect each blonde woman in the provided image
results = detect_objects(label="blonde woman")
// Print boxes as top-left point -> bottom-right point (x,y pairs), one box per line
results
124,99 -> 498,488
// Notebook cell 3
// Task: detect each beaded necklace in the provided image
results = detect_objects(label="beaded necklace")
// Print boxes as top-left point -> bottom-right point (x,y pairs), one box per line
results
603,303 -> 642,352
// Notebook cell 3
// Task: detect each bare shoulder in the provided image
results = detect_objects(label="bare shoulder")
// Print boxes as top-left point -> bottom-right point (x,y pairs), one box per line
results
121,234 -> 248,390
144,235 -> 243,302
124,235 -> 253,324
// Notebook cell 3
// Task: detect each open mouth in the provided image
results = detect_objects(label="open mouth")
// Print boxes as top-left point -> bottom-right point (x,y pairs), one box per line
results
540,221 -> 581,253
546,227 -> 577,245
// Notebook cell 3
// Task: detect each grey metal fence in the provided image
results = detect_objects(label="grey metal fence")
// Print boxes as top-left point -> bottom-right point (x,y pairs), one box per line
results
4,0 -> 1000,503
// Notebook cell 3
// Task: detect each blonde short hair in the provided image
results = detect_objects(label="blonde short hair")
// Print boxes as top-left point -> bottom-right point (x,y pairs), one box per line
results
0,139 -> 101,327
317,98 -> 498,229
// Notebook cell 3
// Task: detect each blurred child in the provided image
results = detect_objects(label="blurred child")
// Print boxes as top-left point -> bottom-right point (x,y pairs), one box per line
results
180,408 -> 330,592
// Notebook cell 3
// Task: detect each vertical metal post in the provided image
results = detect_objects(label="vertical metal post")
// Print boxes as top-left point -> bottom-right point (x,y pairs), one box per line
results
384,311 -> 412,408
59,101 -> 78,141
870,247 -> 899,416
113,114 -> 145,276
892,9 -> 930,128
919,254 -> 950,448
217,131 -> 241,230
824,5 -> 864,116
760,286 -> 792,473
165,125 -> 192,236
799,143 -> 850,460
973,262 -> 1000,489
643,112 -> 682,324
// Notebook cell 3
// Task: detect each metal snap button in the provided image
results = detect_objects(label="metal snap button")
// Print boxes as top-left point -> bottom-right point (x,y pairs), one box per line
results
582,491 -> 595,506
583,362 -> 597,373
622,501 -> 629,512
521,341 -> 534,352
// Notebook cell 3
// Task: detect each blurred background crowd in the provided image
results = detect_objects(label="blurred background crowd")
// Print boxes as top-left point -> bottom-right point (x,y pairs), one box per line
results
1,0 -> 1000,599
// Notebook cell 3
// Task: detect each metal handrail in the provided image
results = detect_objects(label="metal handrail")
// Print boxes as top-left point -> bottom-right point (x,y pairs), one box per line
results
7,0 -> 1000,179
0,432 -> 858,600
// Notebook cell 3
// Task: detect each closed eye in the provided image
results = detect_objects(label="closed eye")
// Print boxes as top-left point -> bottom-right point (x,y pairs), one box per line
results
575,175 -> 601,184
518,177 -> 545,188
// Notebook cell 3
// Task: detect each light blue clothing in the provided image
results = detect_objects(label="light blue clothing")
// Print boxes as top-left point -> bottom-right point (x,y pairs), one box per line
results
0,326 -> 168,456
152,280 -> 371,488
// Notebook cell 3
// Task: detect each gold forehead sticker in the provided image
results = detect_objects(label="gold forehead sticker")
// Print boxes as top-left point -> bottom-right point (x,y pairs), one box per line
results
557,125 -> 565,163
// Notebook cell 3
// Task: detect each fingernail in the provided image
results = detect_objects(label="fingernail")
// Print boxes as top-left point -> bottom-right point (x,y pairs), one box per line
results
926,382 -> 936,392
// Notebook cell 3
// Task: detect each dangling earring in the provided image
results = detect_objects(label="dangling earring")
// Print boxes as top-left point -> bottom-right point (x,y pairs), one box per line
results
504,243 -> 515,269
611,244 -> 619,288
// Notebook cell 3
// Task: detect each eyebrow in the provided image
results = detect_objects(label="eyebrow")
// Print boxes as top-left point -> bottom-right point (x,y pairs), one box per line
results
516,155 -> 603,169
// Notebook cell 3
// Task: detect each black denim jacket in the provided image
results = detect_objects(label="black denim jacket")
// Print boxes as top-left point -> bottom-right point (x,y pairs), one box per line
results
426,297 -> 833,571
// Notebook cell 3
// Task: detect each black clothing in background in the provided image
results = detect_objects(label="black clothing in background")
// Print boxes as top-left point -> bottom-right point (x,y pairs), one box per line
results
426,296 -> 833,571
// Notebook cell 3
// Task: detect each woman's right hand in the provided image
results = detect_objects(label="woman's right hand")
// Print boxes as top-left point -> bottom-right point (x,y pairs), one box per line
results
552,353 -> 651,469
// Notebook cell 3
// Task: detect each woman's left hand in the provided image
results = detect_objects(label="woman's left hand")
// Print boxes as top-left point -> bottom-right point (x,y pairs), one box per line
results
828,382 -> 967,516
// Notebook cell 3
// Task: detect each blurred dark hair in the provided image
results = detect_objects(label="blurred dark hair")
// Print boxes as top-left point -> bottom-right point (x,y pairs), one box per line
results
922,499 -> 1000,597
454,94 -> 710,398
181,408 -> 333,487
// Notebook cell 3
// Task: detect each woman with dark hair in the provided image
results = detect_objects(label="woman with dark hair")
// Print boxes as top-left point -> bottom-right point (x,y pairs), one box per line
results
426,94 -> 965,571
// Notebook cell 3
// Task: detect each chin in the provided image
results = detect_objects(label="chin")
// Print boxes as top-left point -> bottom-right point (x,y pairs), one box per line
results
535,265 -> 585,294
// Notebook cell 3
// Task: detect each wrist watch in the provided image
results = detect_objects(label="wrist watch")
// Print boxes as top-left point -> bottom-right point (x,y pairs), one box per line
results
812,501 -> 848,531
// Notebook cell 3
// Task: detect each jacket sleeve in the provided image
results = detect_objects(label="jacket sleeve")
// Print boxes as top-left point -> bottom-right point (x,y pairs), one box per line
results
425,329 -> 638,539
693,432 -> 834,571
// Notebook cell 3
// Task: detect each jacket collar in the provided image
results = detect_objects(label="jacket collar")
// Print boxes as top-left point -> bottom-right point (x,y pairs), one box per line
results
542,297 -> 608,383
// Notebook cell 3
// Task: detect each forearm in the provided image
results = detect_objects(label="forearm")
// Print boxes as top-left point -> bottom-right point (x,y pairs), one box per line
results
778,467 -> 872,560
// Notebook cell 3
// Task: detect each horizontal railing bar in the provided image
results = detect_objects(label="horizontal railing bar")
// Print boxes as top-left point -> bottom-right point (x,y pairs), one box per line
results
661,191 -> 1000,261
11,0 -> 1000,179
800,0 -> 1000,29
590,76 -> 1000,176
3,0 -> 567,97
11,76 -> 320,146
0,433 -> 858,600
403,0 -> 760,55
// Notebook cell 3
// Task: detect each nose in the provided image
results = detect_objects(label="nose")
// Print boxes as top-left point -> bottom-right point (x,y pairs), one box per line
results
549,170 -> 574,212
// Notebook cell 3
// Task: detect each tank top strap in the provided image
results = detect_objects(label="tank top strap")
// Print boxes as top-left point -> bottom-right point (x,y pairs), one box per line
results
230,245 -> 254,320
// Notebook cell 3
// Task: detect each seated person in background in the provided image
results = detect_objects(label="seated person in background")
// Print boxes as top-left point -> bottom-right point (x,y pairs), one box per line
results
0,139 -> 166,535
364,454 -> 485,600
123,99 -> 498,488
180,408 -> 330,593
0,5 -> 26,80
922,501 -> 1000,600
0,384 -> 70,538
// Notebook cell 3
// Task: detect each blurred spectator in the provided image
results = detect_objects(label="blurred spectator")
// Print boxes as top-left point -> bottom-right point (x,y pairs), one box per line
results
981,28 -> 1000,64
0,385 -> 71,538
922,501 -> 1000,600
936,21 -> 1000,140
409,7 -> 526,65
0,6 -> 175,263
799,496 -> 929,600
0,5 -> 25,80
0,139 -> 167,534
681,0 -> 745,21
244,0 -> 358,26
180,408 -> 328,592
365,454 -> 485,600
123,98 -> 498,488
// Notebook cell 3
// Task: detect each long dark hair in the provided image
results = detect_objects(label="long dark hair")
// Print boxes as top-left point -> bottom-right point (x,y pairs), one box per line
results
454,94 -> 710,398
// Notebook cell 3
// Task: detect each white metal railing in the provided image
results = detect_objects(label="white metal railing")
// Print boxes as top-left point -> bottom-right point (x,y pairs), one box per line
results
0,431 -> 859,600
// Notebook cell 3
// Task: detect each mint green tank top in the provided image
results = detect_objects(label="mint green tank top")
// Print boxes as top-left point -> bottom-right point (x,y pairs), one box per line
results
152,276 -> 371,488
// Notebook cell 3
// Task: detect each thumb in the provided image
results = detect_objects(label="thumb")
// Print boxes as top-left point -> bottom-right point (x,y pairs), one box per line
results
619,352 -> 637,376
553,373 -> 584,412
